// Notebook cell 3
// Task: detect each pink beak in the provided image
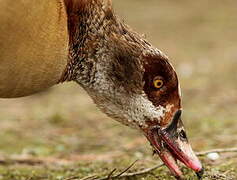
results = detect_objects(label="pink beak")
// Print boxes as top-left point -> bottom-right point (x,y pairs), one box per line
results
146,110 -> 203,179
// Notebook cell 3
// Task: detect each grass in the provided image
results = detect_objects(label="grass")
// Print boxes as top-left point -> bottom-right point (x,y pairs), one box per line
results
0,0 -> 237,179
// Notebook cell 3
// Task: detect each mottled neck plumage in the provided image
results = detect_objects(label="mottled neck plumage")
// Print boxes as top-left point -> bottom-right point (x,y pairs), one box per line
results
59,0 -> 172,129
61,0 -> 152,87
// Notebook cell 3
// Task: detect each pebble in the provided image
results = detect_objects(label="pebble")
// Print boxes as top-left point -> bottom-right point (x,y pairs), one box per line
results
206,152 -> 220,160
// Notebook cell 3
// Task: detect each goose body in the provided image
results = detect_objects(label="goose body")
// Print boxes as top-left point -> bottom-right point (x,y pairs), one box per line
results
0,0 -> 68,97
0,0 -> 203,178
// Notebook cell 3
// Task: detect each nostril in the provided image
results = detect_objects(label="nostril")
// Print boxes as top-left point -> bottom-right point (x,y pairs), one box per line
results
179,130 -> 187,140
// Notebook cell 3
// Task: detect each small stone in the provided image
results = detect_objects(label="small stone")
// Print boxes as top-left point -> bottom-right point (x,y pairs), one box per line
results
206,152 -> 220,160
134,152 -> 143,158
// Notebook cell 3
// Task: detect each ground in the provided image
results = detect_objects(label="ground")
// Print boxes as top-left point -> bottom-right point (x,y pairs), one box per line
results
0,0 -> 237,179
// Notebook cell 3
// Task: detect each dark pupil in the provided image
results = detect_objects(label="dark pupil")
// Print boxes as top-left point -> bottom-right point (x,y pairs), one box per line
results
157,82 -> 162,86
179,130 -> 187,139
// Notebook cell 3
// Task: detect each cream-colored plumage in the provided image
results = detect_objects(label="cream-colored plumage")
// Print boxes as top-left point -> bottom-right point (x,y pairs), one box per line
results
0,0 -> 68,98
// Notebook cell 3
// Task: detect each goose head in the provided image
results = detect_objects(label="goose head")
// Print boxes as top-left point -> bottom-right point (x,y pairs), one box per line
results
61,0 -> 203,177
77,48 -> 202,178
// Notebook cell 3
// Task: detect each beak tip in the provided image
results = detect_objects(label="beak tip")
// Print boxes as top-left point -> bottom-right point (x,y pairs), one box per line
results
196,168 -> 204,179
190,158 -> 203,172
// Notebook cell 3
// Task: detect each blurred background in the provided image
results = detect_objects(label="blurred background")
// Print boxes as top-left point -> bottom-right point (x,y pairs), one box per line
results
0,0 -> 236,179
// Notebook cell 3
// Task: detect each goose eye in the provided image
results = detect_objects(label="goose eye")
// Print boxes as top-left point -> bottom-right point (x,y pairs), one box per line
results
153,77 -> 164,89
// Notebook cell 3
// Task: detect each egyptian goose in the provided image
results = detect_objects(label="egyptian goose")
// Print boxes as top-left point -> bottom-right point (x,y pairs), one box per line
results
0,0 -> 203,178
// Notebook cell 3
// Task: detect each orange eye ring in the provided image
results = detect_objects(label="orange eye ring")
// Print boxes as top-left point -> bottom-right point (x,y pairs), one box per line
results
153,78 -> 164,89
